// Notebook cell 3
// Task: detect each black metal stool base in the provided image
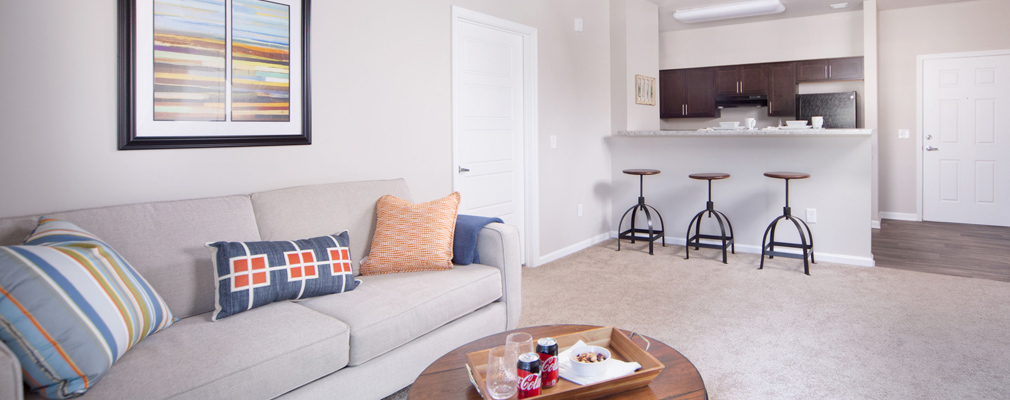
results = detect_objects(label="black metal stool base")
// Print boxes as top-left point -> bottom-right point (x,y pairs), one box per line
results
685,204 -> 735,264
617,200 -> 665,255
759,210 -> 815,275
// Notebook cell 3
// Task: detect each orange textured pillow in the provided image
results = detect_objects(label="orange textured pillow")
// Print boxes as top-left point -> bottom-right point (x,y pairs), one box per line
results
360,192 -> 461,275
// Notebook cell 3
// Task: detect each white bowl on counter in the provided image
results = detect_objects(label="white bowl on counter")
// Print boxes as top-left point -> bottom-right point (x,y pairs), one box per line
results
719,121 -> 740,128
785,120 -> 808,128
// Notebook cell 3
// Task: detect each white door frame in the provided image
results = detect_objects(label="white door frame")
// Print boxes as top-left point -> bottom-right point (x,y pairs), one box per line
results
451,6 -> 540,267
916,49 -> 1010,221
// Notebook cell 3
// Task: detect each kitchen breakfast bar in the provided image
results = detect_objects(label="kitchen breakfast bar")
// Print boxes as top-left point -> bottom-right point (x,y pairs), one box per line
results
611,129 -> 874,267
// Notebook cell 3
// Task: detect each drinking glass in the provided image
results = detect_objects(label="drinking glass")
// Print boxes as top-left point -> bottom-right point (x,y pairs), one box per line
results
505,332 -> 533,364
486,345 -> 518,400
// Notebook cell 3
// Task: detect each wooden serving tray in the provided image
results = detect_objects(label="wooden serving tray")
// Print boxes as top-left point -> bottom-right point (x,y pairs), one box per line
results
464,326 -> 665,400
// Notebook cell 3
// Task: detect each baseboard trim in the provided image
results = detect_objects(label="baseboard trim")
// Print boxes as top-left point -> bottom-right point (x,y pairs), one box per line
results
537,232 -> 611,266
608,231 -> 875,267
879,212 -> 919,221
871,220 -> 881,229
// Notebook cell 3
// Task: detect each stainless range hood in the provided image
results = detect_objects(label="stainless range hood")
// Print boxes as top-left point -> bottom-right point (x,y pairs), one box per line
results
715,94 -> 768,108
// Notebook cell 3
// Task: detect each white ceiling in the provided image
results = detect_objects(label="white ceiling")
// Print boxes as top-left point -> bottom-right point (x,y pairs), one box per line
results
647,0 -> 979,32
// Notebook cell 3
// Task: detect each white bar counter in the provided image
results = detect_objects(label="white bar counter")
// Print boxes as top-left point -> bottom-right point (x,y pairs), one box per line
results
610,129 -> 875,267
619,128 -> 872,137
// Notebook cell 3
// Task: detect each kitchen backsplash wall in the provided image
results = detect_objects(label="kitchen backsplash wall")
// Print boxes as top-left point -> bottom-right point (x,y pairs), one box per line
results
659,107 -> 780,130
658,80 -> 864,131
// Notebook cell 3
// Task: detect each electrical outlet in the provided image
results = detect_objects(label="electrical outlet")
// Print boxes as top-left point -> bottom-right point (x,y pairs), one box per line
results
898,129 -> 910,139
550,135 -> 557,149
806,208 -> 817,224
577,204 -> 583,217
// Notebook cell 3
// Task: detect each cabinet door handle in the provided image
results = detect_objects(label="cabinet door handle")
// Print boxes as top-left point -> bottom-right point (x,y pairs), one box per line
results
829,65 -> 833,78
685,104 -> 689,115
824,65 -> 828,78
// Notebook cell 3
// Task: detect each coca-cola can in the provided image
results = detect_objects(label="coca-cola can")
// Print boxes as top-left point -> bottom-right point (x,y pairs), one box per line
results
536,337 -> 559,388
516,352 -> 542,399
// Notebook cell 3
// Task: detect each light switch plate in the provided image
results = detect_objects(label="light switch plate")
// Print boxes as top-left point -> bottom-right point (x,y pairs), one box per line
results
574,18 -> 583,32
898,129 -> 910,139
550,135 -> 557,149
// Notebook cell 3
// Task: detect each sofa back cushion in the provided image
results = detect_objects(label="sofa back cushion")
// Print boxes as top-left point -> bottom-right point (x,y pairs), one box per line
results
0,196 -> 261,319
250,179 -> 411,276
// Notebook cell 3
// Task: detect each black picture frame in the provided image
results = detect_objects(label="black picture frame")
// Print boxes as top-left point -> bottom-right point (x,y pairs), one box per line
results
117,0 -> 311,150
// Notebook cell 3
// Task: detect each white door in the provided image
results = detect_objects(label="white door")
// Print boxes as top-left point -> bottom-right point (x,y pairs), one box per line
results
923,54 -> 1010,226
452,10 -> 530,261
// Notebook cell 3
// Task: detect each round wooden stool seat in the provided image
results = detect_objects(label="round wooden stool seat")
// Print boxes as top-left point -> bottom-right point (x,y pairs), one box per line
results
623,169 -> 661,176
764,171 -> 810,180
689,173 -> 730,180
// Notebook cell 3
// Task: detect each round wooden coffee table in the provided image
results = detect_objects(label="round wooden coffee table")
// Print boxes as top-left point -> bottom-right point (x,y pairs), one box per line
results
408,324 -> 707,400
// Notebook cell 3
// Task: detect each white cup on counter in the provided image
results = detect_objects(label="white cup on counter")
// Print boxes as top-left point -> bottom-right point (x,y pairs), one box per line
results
745,118 -> 756,129
811,116 -> 824,129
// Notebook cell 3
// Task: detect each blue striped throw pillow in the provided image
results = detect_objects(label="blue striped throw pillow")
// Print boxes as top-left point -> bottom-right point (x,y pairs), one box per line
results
0,218 -> 175,399
207,231 -> 361,320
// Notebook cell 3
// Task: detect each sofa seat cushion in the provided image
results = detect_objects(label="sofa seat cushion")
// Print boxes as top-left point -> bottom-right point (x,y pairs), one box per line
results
61,302 -> 349,400
298,264 -> 503,366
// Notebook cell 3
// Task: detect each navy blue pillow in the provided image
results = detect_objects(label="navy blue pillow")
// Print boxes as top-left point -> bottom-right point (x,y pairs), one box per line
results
207,231 -> 360,320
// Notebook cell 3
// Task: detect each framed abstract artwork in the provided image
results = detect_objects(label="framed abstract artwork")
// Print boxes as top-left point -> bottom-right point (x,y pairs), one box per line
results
635,74 -> 655,106
118,0 -> 311,149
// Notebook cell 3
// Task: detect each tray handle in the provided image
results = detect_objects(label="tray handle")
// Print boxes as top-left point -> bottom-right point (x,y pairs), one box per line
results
628,331 -> 651,351
465,363 -> 484,398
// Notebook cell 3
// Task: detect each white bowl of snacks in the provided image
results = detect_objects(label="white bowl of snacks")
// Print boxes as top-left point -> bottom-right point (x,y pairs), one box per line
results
569,345 -> 612,377
785,120 -> 808,128
719,121 -> 740,128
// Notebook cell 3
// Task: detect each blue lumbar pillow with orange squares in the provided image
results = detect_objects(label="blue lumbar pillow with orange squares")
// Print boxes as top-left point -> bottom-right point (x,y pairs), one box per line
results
206,231 -> 361,321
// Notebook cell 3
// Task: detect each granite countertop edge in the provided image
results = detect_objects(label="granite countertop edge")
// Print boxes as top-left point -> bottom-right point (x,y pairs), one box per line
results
617,129 -> 873,137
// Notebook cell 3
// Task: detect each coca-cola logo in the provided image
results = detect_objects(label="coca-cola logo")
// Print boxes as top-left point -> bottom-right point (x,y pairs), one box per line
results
541,356 -> 558,372
518,374 -> 541,391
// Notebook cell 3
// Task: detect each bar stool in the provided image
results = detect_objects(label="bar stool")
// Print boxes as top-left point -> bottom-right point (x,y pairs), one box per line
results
760,171 -> 815,275
684,173 -> 735,263
617,169 -> 665,255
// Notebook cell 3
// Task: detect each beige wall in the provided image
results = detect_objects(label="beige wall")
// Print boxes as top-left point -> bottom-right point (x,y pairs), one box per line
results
877,0 -> 1010,216
610,0 -> 660,132
660,11 -> 863,70
0,0 -> 613,259
624,0 -> 660,131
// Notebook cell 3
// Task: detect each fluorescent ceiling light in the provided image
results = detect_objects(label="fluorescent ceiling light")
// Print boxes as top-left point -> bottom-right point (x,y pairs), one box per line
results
830,3 -> 849,9
673,0 -> 786,23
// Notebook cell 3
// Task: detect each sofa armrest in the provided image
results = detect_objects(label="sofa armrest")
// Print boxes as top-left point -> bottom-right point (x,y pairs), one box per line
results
475,222 -> 522,330
0,339 -> 23,400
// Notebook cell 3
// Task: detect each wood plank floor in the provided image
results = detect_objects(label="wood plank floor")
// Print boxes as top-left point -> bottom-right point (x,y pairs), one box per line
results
872,219 -> 1010,282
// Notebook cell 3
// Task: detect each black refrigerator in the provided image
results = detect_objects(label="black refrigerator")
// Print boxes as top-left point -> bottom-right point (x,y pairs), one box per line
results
795,91 -> 857,129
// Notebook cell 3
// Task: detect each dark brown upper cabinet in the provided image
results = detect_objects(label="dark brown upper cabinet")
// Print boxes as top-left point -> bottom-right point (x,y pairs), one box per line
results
796,57 -> 864,82
715,64 -> 767,96
660,67 -> 718,119
766,62 -> 796,117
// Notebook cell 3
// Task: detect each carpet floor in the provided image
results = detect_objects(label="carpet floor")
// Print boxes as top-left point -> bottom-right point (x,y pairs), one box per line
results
515,240 -> 1010,399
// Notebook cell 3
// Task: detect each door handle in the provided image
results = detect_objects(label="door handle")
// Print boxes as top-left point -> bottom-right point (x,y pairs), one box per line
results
459,166 -> 470,173
925,146 -> 939,151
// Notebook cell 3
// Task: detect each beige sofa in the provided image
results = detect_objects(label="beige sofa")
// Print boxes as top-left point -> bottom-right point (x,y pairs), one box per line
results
0,179 -> 522,400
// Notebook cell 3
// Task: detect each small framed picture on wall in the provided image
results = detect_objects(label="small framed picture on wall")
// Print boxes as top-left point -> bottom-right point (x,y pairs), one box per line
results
635,74 -> 656,106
